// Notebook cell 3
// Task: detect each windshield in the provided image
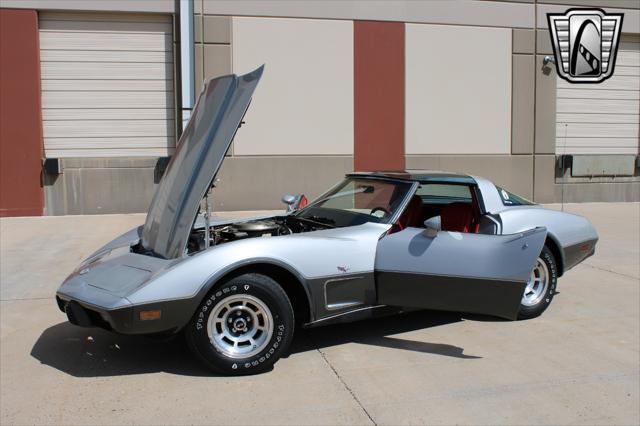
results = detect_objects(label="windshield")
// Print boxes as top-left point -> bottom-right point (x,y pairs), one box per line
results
294,178 -> 414,227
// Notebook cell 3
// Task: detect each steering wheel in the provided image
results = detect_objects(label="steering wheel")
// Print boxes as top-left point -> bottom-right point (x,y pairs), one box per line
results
370,206 -> 391,219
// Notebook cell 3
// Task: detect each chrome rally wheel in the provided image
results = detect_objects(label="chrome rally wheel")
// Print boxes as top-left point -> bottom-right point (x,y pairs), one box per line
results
186,273 -> 294,375
207,294 -> 274,359
521,258 -> 549,307
517,245 -> 558,320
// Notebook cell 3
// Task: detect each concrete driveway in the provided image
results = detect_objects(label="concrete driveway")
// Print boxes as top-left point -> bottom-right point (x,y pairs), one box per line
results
1,204 -> 638,425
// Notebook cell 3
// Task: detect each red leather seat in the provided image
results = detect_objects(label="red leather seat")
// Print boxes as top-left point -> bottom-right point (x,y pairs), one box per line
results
395,195 -> 424,230
441,202 -> 477,233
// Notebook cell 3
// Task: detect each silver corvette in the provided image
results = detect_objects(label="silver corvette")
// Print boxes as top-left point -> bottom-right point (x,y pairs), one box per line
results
56,68 -> 598,375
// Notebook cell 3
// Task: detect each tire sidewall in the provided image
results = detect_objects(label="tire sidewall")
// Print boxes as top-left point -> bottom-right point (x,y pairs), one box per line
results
518,246 -> 558,319
188,275 -> 293,374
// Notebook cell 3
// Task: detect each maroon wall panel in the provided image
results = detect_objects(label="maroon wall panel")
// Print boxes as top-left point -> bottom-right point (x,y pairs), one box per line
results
0,9 -> 44,217
354,21 -> 405,172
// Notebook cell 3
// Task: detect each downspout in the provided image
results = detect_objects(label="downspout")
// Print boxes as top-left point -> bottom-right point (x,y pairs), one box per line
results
160,0 -> 193,179
179,0 -> 195,130
178,1 -> 211,243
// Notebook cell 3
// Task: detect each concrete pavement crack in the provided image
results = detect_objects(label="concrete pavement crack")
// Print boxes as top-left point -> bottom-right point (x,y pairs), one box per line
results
583,263 -> 639,280
316,347 -> 377,425
0,296 -> 52,302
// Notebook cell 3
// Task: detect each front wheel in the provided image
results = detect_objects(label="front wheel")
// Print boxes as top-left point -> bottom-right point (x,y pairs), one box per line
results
186,273 -> 294,375
517,246 -> 558,320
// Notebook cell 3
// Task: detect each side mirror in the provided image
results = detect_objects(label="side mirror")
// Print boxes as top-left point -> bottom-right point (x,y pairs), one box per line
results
282,194 -> 308,213
423,216 -> 441,238
282,194 -> 296,206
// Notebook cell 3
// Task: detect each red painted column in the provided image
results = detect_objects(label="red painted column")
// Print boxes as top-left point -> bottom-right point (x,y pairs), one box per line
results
0,9 -> 44,217
354,21 -> 405,172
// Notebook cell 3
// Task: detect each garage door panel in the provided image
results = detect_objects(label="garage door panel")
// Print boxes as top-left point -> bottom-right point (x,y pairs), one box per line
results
45,137 -> 173,150
42,79 -> 172,92
39,31 -> 171,51
612,66 -> 640,76
557,88 -> 639,100
555,123 -> 639,138
556,41 -> 639,155
557,75 -> 639,91
619,41 -> 639,51
615,50 -> 639,67
43,120 -> 175,138
557,99 -> 639,114
39,19 -> 172,34
39,12 -> 175,158
43,108 -> 174,121
557,113 -> 639,124
45,146 -> 176,158
41,62 -> 173,80
42,91 -> 173,109
40,49 -> 171,63
39,12 -> 171,24
555,138 -> 638,155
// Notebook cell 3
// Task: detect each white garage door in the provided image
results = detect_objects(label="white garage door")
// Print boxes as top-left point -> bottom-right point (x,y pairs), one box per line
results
39,12 -> 175,158
556,35 -> 640,155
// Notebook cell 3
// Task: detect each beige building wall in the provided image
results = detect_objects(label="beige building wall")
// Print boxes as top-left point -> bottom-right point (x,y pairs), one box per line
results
405,24 -> 512,155
231,17 -> 354,156
202,0 -> 535,29
4,0 -> 638,215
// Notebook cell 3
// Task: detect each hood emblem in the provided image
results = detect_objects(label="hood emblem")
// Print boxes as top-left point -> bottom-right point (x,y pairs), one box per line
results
337,266 -> 350,273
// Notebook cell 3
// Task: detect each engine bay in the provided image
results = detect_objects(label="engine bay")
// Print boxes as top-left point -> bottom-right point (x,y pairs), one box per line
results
187,216 -> 329,254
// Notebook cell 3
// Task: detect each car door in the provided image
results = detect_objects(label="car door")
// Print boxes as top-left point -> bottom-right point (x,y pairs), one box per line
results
375,226 -> 546,319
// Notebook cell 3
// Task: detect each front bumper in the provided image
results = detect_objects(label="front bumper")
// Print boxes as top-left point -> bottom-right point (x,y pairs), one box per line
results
56,291 -> 197,335
56,295 -> 132,332
56,243 -> 198,335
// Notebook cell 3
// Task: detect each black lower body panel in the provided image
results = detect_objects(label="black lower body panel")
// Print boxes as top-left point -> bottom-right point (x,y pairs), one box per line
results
563,238 -> 598,271
376,271 -> 526,320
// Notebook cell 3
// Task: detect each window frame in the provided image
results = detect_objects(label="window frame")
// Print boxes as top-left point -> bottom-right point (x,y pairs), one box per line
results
416,181 -> 487,215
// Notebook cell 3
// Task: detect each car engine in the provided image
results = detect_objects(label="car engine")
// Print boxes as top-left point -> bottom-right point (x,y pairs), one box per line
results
187,216 -> 326,254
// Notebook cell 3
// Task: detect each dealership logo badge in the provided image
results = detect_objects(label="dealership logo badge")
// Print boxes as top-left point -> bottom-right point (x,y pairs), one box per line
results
547,9 -> 623,83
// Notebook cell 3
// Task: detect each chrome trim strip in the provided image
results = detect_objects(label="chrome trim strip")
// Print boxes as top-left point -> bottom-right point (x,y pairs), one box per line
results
304,304 -> 387,326
388,181 -> 421,225
486,214 -> 502,234
326,301 -> 363,311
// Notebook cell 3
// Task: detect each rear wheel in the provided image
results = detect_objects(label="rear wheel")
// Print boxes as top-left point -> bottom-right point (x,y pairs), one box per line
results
517,245 -> 558,320
186,273 -> 294,375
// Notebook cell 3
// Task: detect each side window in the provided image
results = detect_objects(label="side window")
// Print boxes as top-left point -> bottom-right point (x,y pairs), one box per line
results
416,184 -> 472,205
496,186 -> 534,206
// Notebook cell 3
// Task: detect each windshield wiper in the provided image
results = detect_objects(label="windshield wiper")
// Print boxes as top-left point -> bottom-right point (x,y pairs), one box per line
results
307,215 -> 335,225
294,215 -> 335,228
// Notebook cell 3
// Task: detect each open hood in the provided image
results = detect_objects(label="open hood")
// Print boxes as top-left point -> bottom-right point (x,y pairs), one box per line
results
141,66 -> 264,259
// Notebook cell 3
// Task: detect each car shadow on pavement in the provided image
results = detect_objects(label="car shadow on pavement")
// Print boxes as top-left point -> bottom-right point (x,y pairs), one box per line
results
31,310 -> 480,378
291,310 -> 482,360
31,322 -> 215,377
